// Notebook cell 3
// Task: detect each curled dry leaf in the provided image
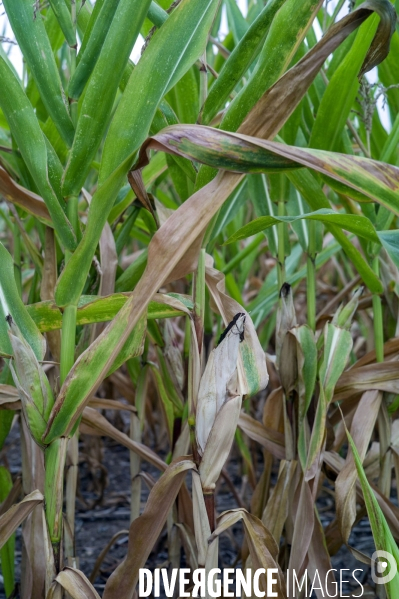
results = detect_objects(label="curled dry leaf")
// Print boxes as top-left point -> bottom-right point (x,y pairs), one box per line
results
205,265 -> 269,397
196,314 -> 245,455
288,477 -> 315,578
0,489 -> 43,550
0,384 -> 20,410
276,283 -> 297,395
199,395 -> 242,490
210,509 -> 286,598
55,567 -> 101,599
0,166 -> 50,222
335,362 -> 399,401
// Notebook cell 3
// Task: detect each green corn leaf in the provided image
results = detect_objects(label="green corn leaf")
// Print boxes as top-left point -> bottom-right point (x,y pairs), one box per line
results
319,323 -> 353,403
219,0 -> 324,134
305,321 -> 353,474
310,14 -> 381,151
99,0 -> 221,184
200,0 -> 287,126
0,56 -> 76,251
225,0 -> 249,43
149,364 -> 176,440
378,230 -> 399,269
77,0 -> 106,52
333,286 -> 364,330
147,1 -> 168,28
63,0 -> 92,44
55,0 -> 221,307
155,346 -> 184,412
150,100 -> 198,183
209,180 -> 248,243
0,366 -> 14,453
290,325 -> 317,470
43,302 -> 150,442
381,111 -> 399,163
287,168 -> 383,293
345,426 -> 399,598
26,294 -> 191,332
224,208 -> 380,245
0,467 -> 15,597
62,0 -> 153,197
48,0 -> 76,47
0,242 -> 45,360
306,328 -> 352,475
44,438 -> 67,543
69,0 -> 121,99
167,67 -> 199,126
8,319 -> 54,446
0,410 -> 14,453
115,251 -> 148,292
2,0 -> 75,146
107,313 -> 147,376
108,152 -> 167,224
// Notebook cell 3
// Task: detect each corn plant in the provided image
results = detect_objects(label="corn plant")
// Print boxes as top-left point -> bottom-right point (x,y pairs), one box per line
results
1,0 -> 399,597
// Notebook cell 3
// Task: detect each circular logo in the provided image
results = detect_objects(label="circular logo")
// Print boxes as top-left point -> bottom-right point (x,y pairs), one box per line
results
371,550 -> 397,585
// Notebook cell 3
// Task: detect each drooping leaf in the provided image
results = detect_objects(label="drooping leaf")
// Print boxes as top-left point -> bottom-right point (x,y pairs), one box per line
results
55,568 -> 101,599
135,124 -> 399,216
0,167 -> 50,222
103,458 -> 196,599
0,490 -> 44,550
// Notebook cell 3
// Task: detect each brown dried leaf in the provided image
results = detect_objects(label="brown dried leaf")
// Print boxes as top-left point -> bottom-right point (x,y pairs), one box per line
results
262,459 -> 297,543
103,458 -> 196,599
0,166 -> 50,221
0,489 -> 43,550
210,509 -> 286,598
335,362 -> 399,401
205,265 -> 269,396
55,567 -> 101,599
81,407 -> 166,471
238,412 -> 285,459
